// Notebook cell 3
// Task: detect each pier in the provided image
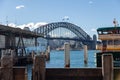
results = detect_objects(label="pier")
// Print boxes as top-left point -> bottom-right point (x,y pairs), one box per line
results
0,24 -> 120,80
0,24 -> 43,66
0,52 -> 120,80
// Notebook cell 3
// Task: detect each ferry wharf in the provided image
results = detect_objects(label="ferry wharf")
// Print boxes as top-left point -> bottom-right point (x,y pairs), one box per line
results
0,24 -> 43,65
0,25 -> 120,80
0,53 -> 120,80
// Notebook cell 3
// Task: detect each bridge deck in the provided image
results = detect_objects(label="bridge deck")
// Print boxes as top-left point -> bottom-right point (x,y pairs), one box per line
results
0,25 -> 43,38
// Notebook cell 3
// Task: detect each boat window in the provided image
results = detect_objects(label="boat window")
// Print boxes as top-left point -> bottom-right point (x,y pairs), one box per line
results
98,31 -> 102,34
98,30 -> 120,35
98,30 -> 120,34
117,30 -> 120,34
108,31 -> 112,34
107,40 -> 120,45
111,30 -> 120,34
103,31 -> 108,34
108,40 -> 113,45
114,40 -> 120,45
102,40 -> 107,45
98,31 -> 108,35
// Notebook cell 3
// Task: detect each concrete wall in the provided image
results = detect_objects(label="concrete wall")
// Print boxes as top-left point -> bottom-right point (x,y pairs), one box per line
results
0,67 -> 26,80
46,68 -> 103,80
46,68 -> 120,80
0,67 -> 120,80
13,67 -> 26,80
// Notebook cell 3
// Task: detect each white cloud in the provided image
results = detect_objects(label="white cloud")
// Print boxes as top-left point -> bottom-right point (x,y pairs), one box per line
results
34,22 -> 47,28
26,22 -> 34,30
8,23 -> 16,27
91,28 -> 96,32
9,22 -> 47,31
16,5 -> 25,9
89,1 -> 93,4
17,24 -> 26,29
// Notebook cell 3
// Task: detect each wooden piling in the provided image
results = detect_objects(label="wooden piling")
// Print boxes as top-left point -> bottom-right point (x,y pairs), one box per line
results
33,55 -> 46,80
64,43 -> 70,68
84,45 -> 88,65
47,46 -> 50,53
102,54 -> 113,80
46,51 -> 50,61
25,68 -> 28,80
1,49 -> 13,80
46,46 -> 50,61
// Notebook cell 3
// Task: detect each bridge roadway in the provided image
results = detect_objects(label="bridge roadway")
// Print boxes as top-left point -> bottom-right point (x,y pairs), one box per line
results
45,37 -> 93,42
0,24 -> 43,38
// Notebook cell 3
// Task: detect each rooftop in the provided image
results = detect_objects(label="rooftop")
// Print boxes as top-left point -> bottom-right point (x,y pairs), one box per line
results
97,26 -> 120,32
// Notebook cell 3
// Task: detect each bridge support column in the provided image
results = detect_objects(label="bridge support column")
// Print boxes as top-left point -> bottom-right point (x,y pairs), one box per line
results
84,45 -> 88,66
64,43 -> 70,68
102,54 -> 113,80
33,55 -> 46,80
16,35 -> 26,56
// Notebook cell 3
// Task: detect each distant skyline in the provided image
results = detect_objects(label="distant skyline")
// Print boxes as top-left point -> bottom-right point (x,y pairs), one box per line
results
0,0 -> 120,37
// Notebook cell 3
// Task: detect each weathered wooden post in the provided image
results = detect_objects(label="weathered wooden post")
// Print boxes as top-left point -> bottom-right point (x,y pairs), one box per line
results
32,51 -> 35,59
25,68 -> 28,80
102,54 -> 113,80
47,46 -> 50,53
64,42 -> 70,68
0,49 -> 13,80
84,45 -> 88,65
45,51 -> 50,61
46,46 -> 50,61
33,55 -> 46,80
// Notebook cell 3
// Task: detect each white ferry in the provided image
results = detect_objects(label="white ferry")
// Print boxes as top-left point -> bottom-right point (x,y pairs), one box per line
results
96,19 -> 120,67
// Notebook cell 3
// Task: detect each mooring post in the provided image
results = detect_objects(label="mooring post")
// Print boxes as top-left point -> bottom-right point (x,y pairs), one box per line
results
84,45 -> 88,65
1,49 -> 13,80
64,42 -> 70,68
24,66 -> 28,80
45,50 -> 50,61
47,46 -> 50,53
46,46 -> 50,61
33,55 -> 46,80
102,54 -> 113,80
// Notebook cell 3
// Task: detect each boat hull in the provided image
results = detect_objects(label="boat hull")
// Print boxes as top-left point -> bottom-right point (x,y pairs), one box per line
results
96,52 -> 120,67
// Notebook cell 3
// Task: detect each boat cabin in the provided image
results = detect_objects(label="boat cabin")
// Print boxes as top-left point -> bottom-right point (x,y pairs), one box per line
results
96,27 -> 120,51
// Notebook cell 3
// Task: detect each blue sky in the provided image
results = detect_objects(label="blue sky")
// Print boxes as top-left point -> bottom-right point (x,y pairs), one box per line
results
0,0 -> 120,37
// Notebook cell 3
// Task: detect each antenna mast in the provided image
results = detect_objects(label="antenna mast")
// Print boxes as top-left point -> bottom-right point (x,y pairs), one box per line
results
113,18 -> 118,27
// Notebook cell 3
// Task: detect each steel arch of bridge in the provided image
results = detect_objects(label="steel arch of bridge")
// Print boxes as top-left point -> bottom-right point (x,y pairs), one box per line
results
34,22 -> 92,41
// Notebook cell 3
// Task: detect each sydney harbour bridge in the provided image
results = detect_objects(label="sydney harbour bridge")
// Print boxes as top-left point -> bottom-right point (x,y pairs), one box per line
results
34,22 -> 97,49
0,21 -> 97,58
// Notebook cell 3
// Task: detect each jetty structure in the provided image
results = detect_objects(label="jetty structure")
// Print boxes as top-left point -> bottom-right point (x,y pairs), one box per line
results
0,23 -> 120,80
0,24 -> 43,65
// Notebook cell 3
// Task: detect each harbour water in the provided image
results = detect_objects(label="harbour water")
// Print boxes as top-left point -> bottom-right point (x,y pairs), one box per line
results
46,50 -> 99,68
27,50 -> 100,80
